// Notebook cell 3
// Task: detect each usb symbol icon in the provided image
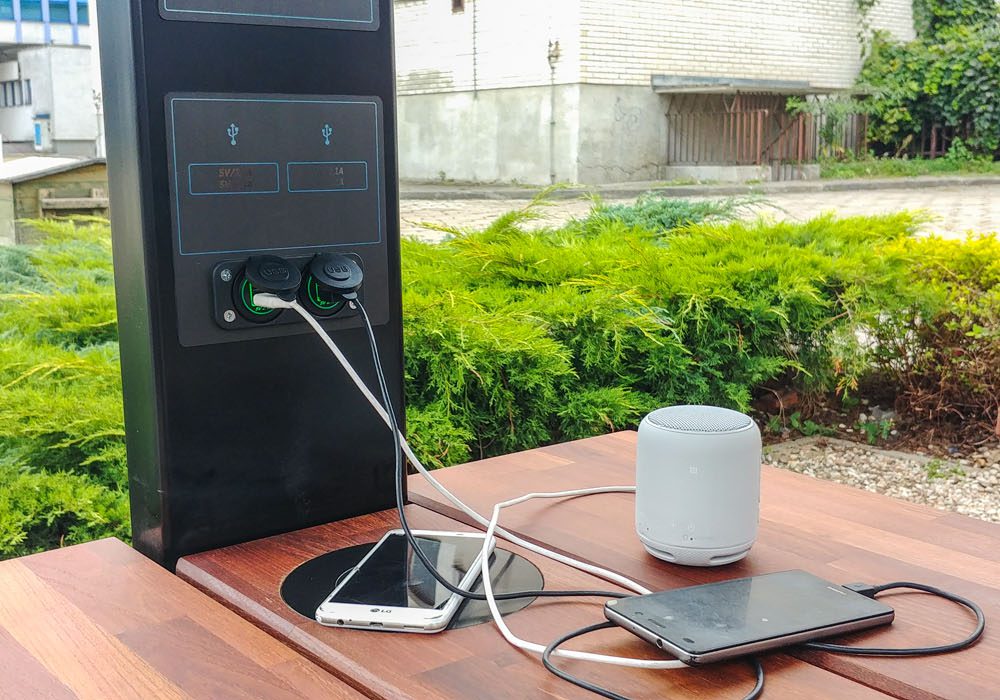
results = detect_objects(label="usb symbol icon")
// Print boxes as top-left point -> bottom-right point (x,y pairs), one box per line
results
227,123 -> 240,146
322,124 -> 333,146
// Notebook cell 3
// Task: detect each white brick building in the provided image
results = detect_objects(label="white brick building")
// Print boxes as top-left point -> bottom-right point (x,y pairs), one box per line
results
394,0 -> 915,184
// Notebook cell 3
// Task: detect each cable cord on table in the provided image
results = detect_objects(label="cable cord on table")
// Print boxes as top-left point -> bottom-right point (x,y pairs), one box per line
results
254,293 -> 651,597
801,582 -> 986,656
352,299 -> 686,670
542,622 -> 765,700
256,293 -> 686,669
473,485 -> 685,668
354,300 -> 626,602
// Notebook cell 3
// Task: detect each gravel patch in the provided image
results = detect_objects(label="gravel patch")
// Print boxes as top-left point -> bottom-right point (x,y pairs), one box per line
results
765,437 -> 1000,524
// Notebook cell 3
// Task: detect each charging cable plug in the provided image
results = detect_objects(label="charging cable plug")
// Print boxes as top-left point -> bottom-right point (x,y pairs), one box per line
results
842,582 -> 878,599
252,292 -> 295,310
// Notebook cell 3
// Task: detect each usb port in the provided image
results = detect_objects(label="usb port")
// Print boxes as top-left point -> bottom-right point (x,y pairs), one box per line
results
370,622 -> 383,627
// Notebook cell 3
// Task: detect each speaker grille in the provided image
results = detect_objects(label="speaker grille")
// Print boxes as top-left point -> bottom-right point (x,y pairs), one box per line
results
645,405 -> 753,433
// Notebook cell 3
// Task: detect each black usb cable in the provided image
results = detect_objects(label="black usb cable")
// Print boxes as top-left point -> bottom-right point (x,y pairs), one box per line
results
540,580 -> 985,699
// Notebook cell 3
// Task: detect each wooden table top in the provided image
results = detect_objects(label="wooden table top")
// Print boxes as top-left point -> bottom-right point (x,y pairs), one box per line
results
0,537 -> 363,700
408,431 -> 998,700
179,505 -> 894,699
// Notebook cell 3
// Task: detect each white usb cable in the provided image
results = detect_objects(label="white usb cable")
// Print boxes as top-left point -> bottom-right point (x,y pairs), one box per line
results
478,487 -> 687,668
254,293 -> 651,595
252,294 -> 684,669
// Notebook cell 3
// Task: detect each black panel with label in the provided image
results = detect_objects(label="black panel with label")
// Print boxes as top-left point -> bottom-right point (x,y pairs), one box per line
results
165,92 -> 389,346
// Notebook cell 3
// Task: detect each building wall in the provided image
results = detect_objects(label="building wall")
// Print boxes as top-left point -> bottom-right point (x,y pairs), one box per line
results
578,0 -> 915,89
398,83 -> 580,183
395,0 -> 914,94
0,21 -> 91,47
8,47 -> 51,144
395,0 -> 581,95
50,47 -> 96,144
0,46 -> 97,152
393,0 -> 916,184
576,84 -> 664,182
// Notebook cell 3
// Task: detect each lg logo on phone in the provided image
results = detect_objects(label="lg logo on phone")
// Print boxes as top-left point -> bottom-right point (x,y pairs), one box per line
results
370,608 -> 392,614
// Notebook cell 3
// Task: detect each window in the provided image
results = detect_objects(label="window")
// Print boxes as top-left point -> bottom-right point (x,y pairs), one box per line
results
452,0 -> 464,13
20,0 -> 43,21
0,1 -> 90,25
0,80 -> 32,108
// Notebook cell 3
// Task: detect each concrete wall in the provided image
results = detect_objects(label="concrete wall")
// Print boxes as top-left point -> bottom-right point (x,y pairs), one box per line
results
50,47 -> 97,147
398,83 -> 579,183
575,84 -> 665,183
399,83 -> 671,185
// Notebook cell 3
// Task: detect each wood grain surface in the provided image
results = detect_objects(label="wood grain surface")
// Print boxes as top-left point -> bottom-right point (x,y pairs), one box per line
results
0,537 -> 362,700
408,431 -> 998,700
179,505 -> 894,700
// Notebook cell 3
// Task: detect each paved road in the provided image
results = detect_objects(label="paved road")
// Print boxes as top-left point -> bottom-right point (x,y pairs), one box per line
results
400,184 -> 1000,241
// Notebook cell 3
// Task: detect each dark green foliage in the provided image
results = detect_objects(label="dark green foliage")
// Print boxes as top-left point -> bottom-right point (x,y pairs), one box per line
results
0,246 -> 46,295
0,219 -> 129,558
860,4 -> 1000,157
584,195 -> 753,234
914,0 -> 998,38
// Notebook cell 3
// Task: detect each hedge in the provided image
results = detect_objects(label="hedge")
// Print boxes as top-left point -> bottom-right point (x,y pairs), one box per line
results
0,201 -> 997,558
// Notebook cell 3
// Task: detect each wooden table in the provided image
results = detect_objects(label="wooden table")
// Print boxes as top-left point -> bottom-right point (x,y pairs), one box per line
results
179,506 -> 892,700
409,432 -> 999,700
0,537 -> 363,700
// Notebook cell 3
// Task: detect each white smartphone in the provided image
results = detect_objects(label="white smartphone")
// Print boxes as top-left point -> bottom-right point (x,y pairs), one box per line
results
315,529 -> 493,633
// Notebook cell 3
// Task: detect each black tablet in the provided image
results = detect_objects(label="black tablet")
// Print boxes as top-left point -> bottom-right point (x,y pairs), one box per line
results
605,570 -> 894,664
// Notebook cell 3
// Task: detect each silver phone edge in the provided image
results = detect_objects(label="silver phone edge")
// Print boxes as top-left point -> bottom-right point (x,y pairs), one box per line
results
604,606 -> 895,665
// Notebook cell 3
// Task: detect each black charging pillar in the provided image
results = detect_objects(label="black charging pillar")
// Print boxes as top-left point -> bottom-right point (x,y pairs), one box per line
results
99,0 -> 403,568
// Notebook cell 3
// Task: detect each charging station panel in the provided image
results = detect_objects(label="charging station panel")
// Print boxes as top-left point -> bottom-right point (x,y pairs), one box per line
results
100,0 -> 402,568
166,92 -> 389,346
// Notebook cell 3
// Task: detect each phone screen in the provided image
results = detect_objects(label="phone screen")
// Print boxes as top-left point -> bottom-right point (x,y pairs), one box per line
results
328,533 -> 485,610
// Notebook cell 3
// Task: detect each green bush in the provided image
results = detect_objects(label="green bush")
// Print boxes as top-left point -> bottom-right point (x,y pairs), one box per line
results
1,205 -> 996,559
0,219 -> 129,558
864,233 -> 1000,438
401,202 -> 927,468
820,153 -> 1000,179
584,194 -> 755,233
859,10 -> 1000,157
914,0 -> 998,39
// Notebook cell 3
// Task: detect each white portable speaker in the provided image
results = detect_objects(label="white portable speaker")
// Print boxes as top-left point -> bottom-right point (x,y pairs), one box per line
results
635,405 -> 761,566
